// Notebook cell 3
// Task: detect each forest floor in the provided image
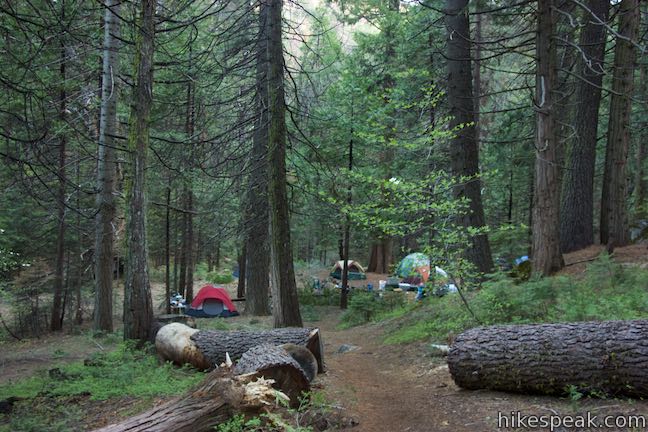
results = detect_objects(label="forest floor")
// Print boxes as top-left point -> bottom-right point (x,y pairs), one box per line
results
2,244 -> 648,430
312,308 -> 648,432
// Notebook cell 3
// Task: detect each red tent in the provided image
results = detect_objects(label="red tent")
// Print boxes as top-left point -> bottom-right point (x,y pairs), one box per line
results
186,285 -> 239,318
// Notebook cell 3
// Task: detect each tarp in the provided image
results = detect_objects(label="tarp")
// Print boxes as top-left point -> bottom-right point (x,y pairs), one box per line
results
330,260 -> 367,280
185,285 -> 239,318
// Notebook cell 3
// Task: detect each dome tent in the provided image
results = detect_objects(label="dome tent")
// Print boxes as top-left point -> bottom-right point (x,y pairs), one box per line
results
185,285 -> 239,318
329,260 -> 367,280
395,253 -> 447,285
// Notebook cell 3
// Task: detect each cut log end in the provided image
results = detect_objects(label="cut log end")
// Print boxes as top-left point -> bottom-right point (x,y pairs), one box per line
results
235,344 -> 310,406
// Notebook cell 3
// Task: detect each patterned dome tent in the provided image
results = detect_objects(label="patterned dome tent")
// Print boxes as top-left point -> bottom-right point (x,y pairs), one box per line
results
396,253 -> 448,284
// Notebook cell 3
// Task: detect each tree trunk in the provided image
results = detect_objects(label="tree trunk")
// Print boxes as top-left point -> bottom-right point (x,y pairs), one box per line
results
368,240 -> 391,274
237,245 -> 246,299
340,129 -> 353,310
266,0 -> 302,328
123,0 -> 156,344
165,177 -> 172,314
600,0 -> 640,247
183,45 -> 196,302
92,370 -> 293,432
178,197 -> 188,297
531,0 -> 564,275
559,0 -> 610,252
75,153 -> 83,325
94,0 -> 121,332
636,65 -> 648,219
51,0 -> 67,332
244,3 -> 271,314
448,320 -> 648,398
155,323 -> 324,374
185,189 -> 194,303
445,0 -> 493,275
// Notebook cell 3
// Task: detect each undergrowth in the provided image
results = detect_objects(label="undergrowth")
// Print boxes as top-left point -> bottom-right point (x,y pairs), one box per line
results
337,254 -> 648,345
216,390 -> 344,432
0,342 -> 203,431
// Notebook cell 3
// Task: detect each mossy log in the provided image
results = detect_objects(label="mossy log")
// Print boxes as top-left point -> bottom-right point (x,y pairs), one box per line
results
155,323 -> 324,373
448,320 -> 648,397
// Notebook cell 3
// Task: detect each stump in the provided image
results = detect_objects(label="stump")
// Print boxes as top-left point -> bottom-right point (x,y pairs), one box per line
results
447,320 -> 648,397
155,324 -> 324,373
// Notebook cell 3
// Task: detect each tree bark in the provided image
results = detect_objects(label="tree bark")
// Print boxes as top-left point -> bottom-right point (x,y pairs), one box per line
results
92,370 -> 293,432
185,189 -> 194,302
531,0 -> 564,275
94,0 -> 121,332
237,245 -> 246,299
340,128 -> 353,309
178,196 -> 188,297
559,0 -> 610,252
601,0 -> 640,247
636,65 -> 648,219
165,177 -> 172,314
448,320 -> 648,397
266,0 -> 302,328
445,0 -> 493,275
244,3 -> 271,315
155,323 -> 324,374
123,0 -> 156,343
368,240 -> 391,274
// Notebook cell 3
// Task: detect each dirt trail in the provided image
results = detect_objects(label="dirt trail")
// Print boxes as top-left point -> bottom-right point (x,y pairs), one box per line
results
315,312 -> 463,432
313,309 -> 648,432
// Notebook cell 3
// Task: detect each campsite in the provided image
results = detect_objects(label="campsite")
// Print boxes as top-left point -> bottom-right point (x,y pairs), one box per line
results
1,0 -> 648,431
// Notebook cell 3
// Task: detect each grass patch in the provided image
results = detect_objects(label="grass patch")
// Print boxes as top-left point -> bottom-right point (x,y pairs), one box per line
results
0,342 -> 203,402
194,316 -> 272,332
382,254 -> 648,344
0,342 -> 204,431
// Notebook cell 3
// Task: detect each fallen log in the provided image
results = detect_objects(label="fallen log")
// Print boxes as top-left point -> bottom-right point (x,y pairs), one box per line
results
94,340 -> 317,432
155,323 -> 324,373
93,370 -> 288,432
448,320 -> 648,397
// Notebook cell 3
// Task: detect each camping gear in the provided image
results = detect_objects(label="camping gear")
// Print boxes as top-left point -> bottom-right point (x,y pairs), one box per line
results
170,293 -> 186,311
395,253 -> 447,285
185,285 -> 239,318
514,255 -> 529,266
329,260 -> 367,280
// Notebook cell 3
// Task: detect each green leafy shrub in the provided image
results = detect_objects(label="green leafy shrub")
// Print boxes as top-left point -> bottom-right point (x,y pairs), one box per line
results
340,290 -> 407,328
297,287 -> 338,306
207,271 -> 234,285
